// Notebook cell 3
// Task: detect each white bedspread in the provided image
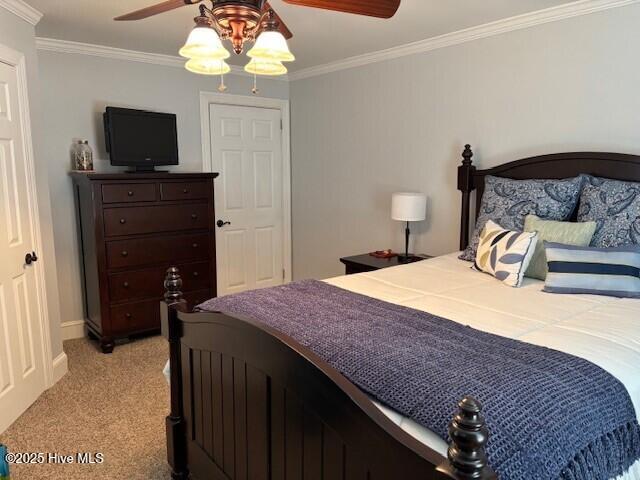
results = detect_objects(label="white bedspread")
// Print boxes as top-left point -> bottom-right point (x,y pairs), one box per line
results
324,253 -> 640,480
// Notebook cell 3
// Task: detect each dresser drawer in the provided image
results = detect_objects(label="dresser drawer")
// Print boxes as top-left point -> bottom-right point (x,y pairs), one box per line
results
177,262 -> 212,293
103,203 -> 210,237
108,261 -> 211,303
106,233 -> 210,269
102,183 -> 156,203
160,181 -> 209,201
110,299 -> 160,334
184,289 -> 213,309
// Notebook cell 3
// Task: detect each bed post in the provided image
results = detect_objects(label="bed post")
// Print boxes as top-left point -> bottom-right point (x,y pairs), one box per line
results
458,144 -> 476,251
161,267 -> 188,480
438,396 -> 495,479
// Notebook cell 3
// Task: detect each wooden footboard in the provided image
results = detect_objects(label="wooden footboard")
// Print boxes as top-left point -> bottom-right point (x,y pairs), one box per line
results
161,268 -> 496,480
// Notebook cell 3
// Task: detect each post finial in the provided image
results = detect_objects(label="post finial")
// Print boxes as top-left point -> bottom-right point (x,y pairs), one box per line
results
444,396 -> 492,479
164,267 -> 183,304
462,144 -> 474,166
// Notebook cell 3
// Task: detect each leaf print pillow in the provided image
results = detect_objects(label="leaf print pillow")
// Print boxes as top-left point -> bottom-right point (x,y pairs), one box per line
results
473,220 -> 538,287
459,175 -> 583,262
577,175 -> 640,248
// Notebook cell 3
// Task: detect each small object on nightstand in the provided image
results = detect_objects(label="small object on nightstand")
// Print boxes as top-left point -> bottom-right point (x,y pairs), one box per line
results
340,253 -> 432,275
391,192 -> 427,261
369,249 -> 397,259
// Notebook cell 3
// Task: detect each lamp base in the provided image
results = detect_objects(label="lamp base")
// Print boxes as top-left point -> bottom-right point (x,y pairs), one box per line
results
397,254 -> 422,264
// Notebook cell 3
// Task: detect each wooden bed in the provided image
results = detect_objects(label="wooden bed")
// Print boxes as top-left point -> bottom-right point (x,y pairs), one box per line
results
161,146 -> 640,480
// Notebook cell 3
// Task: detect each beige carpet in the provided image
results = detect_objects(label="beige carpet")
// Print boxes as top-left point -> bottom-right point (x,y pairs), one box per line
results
0,336 -> 171,480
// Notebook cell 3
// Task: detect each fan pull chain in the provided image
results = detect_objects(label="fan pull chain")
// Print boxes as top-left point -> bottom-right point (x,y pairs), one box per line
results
252,72 -> 260,95
218,70 -> 227,93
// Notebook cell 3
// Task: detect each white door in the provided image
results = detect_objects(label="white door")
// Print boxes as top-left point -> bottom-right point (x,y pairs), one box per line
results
0,60 -> 47,433
209,104 -> 284,296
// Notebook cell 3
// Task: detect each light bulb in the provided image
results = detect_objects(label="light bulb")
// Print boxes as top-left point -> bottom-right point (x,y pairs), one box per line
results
185,58 -> 231,76
179,26 -> 230,60
244,58 -> 287,76
247,31 -> 294,63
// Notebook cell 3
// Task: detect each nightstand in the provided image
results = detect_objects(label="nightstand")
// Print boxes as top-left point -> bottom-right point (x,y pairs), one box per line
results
340,254 -> 432,275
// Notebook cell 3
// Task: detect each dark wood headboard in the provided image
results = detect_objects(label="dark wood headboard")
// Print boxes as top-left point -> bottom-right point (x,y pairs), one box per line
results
457,144 -> 640,250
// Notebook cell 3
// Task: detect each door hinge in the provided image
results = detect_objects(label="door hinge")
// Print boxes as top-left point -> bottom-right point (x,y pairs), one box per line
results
282,268 -> 286,280
280,119 -> 283,130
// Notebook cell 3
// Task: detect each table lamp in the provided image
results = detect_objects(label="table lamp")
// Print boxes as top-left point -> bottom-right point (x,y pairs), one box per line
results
391,192 -> 427,262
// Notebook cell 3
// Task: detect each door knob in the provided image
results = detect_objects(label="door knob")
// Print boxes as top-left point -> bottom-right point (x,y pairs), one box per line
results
217,220 -> 231,228
25,251 -> 38,265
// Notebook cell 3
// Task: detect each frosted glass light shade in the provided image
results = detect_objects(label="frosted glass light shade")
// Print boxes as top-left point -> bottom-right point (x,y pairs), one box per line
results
244,58 -> 287,76
391,192 -> 427,222
185,58 -> 231,76
247,31 -> 295,62
179,26 -> 230,60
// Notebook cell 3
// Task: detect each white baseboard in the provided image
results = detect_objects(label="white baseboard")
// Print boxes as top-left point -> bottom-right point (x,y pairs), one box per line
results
61,319 -> 85,341
52,351 -> 68,385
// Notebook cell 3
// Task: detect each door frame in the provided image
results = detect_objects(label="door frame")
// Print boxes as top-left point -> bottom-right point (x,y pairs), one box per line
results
0,42 -> 54,387
200,91 -> 292,284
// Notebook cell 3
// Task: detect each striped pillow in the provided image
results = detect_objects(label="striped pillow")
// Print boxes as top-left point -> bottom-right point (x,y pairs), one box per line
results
544,242 -> 640,298
473,220 -> 538,287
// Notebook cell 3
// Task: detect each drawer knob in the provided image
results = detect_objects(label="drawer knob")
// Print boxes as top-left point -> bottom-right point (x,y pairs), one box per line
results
119,218 -> 126,224
121,251 -> 128,257
193,271 -> 199,277
127,191 -> 134,197
123,281 -> 129,288
191,213 -> 198,219
125,313 -> 132,319
183,189 -> 189,194
192,243 -> 198,248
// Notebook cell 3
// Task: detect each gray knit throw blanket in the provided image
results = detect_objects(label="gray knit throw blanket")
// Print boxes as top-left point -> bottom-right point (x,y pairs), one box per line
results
198,280 -> 640,479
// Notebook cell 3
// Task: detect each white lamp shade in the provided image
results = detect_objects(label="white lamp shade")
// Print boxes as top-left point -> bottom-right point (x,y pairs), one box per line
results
179,26 -> 230,60
247,31 -> 295,62
244,58 -> 287,76
391,192 -> 427,222
185,58 -> 231,76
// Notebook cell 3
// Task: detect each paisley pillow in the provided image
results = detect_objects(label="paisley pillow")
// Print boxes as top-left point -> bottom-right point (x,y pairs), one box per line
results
459,175 -> 583,261
577,175 -> 640,248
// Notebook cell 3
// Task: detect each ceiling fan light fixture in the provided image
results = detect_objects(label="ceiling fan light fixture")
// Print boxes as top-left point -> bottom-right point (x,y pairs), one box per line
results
244,58 -> 288,76
117,0 -> 404,93
247,31 -> 295,63
185,58 -> 231,76
179,24 -> 230,60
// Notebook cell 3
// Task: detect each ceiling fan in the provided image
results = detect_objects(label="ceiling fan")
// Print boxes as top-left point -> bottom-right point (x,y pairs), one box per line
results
114,0 -> 400,91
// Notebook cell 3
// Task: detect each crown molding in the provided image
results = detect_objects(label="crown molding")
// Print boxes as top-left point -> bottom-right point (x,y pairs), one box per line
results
0,0 -> 43,25
289,0 -> 640,81
36,37 -> 185,67
35,37 -> 289,81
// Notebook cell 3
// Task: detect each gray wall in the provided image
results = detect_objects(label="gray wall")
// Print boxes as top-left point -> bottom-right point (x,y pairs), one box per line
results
290,3 -> 640,281
0,9 -> 64,360
37,50 -> 289,329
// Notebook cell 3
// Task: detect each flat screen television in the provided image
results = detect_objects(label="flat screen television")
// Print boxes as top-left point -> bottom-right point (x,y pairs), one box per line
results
103,107 -> 178,172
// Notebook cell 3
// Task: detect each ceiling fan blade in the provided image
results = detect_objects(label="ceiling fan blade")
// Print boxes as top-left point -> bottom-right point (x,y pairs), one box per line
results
263,2 -> 293,39
114,0 -> 200,21
282,0 -> 400,18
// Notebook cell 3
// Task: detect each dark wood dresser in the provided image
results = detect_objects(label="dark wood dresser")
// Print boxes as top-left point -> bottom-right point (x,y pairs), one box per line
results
71,172 -> 218,353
